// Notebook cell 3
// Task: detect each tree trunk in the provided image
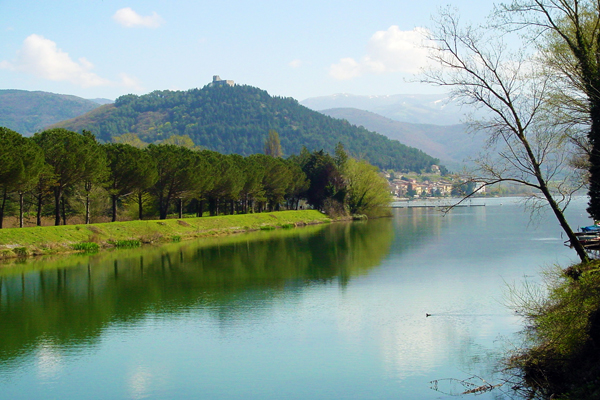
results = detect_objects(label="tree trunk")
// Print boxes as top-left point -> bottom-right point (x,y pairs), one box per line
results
208,198 -> 215,216
61,196 -> 67,226
111,194 -> 118,222
159,194 -> 169,220
36,194 -> 42,227
541,184 -> 590,263
0,188 -> 7,229
198,199 -> 204,217
54,187 -> 62,226
178,198 -> 183,219
522,130 -> 590,263
19,192 -> 24,228
138,192 -> 144,220
85,193 -> 90,224
587,103 -> 600,221
84,181 -> 92,225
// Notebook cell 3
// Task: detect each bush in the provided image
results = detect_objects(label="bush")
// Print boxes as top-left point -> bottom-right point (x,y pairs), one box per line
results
505,261 -> 600,398
323,199 -> 348,219
12,247 -> 27,257
72,242 -> 100,252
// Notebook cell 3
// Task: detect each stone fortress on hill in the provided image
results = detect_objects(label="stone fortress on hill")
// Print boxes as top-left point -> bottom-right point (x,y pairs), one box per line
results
210,75 -> 234,87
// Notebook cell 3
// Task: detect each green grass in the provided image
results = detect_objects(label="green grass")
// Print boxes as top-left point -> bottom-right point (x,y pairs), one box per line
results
0,210 -> 331,259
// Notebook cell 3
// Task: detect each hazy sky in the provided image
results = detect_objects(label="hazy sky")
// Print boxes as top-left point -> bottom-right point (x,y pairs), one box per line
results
0,0 -> 493,101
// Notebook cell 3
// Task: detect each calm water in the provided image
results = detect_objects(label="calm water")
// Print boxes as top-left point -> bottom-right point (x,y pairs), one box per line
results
0,197 -> 592,400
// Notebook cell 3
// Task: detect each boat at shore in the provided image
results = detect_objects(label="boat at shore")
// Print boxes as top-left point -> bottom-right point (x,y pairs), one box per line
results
569,224 -> 600,249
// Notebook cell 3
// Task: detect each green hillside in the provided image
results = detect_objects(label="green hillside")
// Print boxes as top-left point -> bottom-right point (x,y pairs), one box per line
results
0,90 -> 102,136
51,85 -> 441,172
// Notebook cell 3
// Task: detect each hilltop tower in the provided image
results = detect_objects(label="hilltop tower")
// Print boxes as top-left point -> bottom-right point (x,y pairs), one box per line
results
211,75 -> 234,87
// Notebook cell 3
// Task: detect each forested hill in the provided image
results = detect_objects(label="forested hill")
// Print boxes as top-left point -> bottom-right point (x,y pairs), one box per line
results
51,85 -> 441,172
0,90 -> 103,136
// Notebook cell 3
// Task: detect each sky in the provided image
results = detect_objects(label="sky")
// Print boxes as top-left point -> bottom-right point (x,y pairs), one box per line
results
0,0 -> 495,102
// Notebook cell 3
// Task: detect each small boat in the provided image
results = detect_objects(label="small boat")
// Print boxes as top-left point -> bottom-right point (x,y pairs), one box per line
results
568,227 -> 600,249
575,232 -> 600,246
581,224 -> 600,233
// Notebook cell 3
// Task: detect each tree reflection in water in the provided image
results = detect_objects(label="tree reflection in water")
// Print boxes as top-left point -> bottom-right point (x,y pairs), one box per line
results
0,218 -> 394,369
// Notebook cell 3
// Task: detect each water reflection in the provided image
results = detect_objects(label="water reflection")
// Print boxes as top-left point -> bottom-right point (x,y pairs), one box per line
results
0,219 -> 394,371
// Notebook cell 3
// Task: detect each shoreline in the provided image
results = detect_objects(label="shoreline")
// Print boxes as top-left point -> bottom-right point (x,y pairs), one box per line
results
0,210 -> 332,261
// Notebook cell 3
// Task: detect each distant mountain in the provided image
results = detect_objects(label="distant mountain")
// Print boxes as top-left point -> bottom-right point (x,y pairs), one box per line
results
301,93 -> 475,125
319,108 -> 486,170
0,89 -> 102,136
88,98 -> 114,105
50,85 -> 442,172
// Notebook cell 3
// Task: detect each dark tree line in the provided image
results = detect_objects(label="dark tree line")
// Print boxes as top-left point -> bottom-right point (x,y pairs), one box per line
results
0,127 -> 391,228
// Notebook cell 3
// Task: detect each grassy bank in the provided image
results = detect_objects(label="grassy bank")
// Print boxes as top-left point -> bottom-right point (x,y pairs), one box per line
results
0,210 -> 331,260
507,260 -> 600,399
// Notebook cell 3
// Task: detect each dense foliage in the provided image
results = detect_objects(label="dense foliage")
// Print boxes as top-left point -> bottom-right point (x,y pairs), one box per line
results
51,85 -> 440,172
0,128 -> 391,227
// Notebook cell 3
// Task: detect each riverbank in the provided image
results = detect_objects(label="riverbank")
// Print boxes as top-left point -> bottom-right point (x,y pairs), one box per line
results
507,259 -> 600,399
0,210 -> 332,260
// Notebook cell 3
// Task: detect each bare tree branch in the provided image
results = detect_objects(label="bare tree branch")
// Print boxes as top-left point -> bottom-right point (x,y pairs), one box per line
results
422,6 -> 590,262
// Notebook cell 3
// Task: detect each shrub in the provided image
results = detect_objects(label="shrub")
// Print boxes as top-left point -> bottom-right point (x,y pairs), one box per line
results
72,242 -> 100,252
13,247 -> 28,257
505,261 -> 600,398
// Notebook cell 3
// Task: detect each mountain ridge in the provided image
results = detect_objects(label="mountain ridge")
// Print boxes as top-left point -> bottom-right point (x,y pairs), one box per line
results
318,107 -> 485,169
0,89 -> 104,136
301,92 -> 472,125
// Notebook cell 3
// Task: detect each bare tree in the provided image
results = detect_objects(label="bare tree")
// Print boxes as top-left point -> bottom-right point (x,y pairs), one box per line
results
496,0 -> 600,221
422,9 -> 589,262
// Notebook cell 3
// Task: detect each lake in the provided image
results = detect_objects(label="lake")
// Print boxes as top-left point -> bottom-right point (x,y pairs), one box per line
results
0,197 -> 592,399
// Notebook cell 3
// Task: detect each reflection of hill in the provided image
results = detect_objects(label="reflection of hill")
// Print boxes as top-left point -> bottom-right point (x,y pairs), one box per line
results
0,220 -> 393,368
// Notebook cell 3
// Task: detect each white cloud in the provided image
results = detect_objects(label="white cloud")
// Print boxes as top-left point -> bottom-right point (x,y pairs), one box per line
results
0,34 -> 110,87
329,58 -> 362,80
329,26 -> 431,80
113,7 -> 164,28
289,59 -> 302,68
1,34 -> 144,91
